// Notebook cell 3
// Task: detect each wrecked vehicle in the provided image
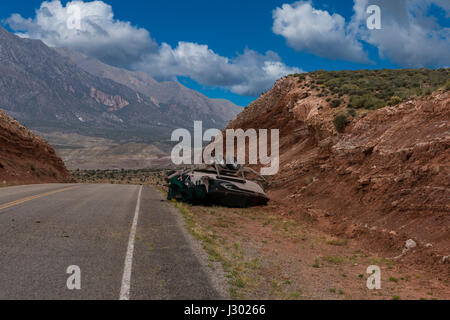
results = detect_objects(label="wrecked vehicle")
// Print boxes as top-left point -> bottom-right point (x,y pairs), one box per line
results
166,161 -> 269,208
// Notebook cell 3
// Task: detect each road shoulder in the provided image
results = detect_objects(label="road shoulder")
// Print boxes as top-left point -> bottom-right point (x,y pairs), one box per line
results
131,186 -> 230,299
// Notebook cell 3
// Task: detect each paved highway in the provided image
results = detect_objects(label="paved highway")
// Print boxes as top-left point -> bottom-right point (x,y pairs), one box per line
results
0,184 -> 226,300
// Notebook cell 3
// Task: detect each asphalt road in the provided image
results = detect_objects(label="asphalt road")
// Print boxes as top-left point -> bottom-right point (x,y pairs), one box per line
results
0,184 -> 226,300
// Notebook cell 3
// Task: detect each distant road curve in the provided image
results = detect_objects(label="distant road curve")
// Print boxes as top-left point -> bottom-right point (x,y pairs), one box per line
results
0,184 -> 226,300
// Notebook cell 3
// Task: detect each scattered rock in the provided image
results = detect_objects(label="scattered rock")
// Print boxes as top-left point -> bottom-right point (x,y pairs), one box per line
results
405,239 -> 417,249
358,177 -> 371,186
393,239 -> 418,260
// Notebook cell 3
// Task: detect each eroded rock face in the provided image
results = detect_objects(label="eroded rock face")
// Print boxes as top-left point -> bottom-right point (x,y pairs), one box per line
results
226,75 -> 449,272
0,109 -> 73,185
90,88 -> 129,111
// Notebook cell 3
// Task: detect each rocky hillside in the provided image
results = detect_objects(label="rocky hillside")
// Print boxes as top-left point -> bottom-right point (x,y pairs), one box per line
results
0,26 -> 240,139
0,109 -> 73,185
55,47 -> 242,125
227,70 -> 449,274
0,26 -> 158,138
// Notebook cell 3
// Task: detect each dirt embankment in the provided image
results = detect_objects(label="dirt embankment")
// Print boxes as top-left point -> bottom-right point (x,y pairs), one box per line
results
0,109 -> 73,185
227,76 -> 449,276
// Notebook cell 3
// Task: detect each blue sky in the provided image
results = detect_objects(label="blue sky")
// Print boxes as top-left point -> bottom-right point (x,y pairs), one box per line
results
1,0 -> 449,106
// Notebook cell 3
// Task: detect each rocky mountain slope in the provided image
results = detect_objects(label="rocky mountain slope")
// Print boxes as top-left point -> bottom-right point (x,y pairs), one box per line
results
0,109 -> 73,185
0,26 -> 240,138
0,26 -> 160,138
55,47 -> 242,125
0,26 -> 241,169
226,70 -> 449,274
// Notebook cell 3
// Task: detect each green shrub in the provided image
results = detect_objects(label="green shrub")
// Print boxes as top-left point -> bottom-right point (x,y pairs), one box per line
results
349,95 -> 366,109
334,114 -> 349,133
388,96 -> 402,106
330,99 -> 342,108
365,96 -> 385,109
348,108 -> 356,117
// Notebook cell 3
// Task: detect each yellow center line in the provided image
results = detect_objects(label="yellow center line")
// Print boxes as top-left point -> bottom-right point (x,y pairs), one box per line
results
0,186 -> 78,212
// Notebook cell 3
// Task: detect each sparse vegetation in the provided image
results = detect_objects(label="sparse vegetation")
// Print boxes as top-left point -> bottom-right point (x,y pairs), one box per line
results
333,114 -> 349,133
326,238 -> 348,246
388,96 -> 403,106
330,99 -> 342,108
170,201 -> 263,299
71,168 -> 167,185
293,68 -> 449,110
389,277 -> 399,283
312,257 -> 320,268
325,256 -> 344,264
347,108 -> 357,117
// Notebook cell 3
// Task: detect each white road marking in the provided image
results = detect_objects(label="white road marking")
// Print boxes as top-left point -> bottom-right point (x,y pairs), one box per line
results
119,185 -> 143,300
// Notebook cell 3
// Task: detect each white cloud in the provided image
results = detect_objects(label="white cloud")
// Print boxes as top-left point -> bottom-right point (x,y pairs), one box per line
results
272,0 -> 449,67
230,49 -> 302,95
351,0 -> 450,67
273,1 -> 369,63
6,0 -> 300,96
136,42 -> 241,86
6,0 -> 157,68
136,43 -> 301,96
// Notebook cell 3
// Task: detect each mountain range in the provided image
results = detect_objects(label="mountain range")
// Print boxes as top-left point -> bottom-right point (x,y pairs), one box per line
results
0,26 -> 241,169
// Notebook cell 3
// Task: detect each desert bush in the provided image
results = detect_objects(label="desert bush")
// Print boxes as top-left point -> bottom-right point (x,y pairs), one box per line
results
388,96 -> 402,106
330,99 -> 342,108
348,108 -> 357,117
333,114 -> 349,133
349,95 -> 366,109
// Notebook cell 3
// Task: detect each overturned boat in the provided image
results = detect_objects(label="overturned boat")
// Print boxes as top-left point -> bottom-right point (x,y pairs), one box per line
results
166,161 -> 269,208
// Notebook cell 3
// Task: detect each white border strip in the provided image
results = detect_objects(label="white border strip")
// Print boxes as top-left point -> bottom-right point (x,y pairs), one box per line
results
119,185 -> 143,300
